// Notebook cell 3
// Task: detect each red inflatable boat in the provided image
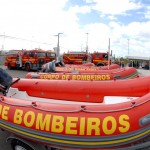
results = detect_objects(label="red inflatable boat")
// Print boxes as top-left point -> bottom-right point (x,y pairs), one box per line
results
55,64 -> 120,72
0,68 -> 150,149
26,67 -> 138,80
42,60 -> 120,73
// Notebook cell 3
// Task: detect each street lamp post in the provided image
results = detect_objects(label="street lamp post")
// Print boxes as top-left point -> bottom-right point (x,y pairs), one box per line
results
1,32 -> 5,51
128,39 -> 130,56
108,38 -> 110,69
54,33 -> 63,61
85,33 -> 89,53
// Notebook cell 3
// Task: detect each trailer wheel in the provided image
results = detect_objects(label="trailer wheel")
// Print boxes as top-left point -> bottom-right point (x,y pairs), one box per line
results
11,139 -> 34,150
25,64 -> 30,71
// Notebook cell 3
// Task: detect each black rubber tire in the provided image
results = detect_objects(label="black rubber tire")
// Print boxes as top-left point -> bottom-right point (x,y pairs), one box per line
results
16,64 -> 21,70
11,139 -> 34,150
97,63 -> 105,66
60,60 -> 65,66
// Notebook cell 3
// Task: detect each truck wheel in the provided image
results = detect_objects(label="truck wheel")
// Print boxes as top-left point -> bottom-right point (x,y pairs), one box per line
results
11,139 -> 33,150
16,65 -> 21,70
97,63 -> 104,66
25,64 -> 30,71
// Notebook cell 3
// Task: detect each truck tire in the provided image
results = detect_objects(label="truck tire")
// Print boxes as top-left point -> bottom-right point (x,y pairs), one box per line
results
25,64 -> 31,72
11,139 -> 34,150
97,63 -> 105,66
60,60 -> 65,66
16,64 -> 21,70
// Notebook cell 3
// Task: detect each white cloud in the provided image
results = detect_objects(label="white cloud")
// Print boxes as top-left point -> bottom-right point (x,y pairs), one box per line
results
82,23 -> 111,50
90,0 -> 142,15
109,21 -> 150,56
122,21 -> 150,38
0,0 -> 150,58
145,12 -> 150,19
68,5 -> 91,14
0,0 -> 78,50
107,15 -> 117,20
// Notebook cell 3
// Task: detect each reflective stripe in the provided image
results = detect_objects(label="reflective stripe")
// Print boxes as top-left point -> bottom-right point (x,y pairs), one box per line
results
121,72 -> 138,79
0,120 -> 150,148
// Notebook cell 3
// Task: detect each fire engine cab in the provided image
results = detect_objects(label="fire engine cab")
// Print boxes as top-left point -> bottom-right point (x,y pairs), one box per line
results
4,50 -> 20,70
91,52 -> 110,66
5,49 -> 56,71
63,51 -> 110,66
45,50 -> 56,63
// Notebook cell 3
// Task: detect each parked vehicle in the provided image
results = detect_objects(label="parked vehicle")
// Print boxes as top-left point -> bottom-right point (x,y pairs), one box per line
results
4,50 -> 20,70
4,49 -> 56,71
45,50 -> 56,63
63,51 -> 111,66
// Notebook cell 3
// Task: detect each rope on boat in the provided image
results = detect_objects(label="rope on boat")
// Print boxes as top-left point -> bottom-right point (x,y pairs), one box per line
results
32,104 -> 83,113
0,96 -> 149,113
0,97 -> 33,107
0,97 -> 82,112
83,99 -> 150,113
111,68 -> 125,74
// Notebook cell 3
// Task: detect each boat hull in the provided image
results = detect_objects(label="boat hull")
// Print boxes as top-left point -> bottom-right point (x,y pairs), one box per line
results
11,76 -> 150,103
0,73 -> 150,149
55,64 -> 120,72
26,67 -> 138,80
0,92 -> 150,149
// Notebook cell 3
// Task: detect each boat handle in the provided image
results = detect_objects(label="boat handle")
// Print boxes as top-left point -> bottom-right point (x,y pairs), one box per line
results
139,114 -> 150,126
113,75 -> 121,79
111,68 -> 125,74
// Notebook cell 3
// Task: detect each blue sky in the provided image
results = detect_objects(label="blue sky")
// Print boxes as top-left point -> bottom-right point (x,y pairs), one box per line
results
0,0 -> 150,57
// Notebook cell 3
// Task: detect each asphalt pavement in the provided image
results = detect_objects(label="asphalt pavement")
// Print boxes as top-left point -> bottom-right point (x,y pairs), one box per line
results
0,66 -> 150,150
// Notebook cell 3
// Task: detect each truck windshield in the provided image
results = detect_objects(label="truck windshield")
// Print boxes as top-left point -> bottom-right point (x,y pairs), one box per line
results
37,52 -> 46,57
47,53 -> 56,57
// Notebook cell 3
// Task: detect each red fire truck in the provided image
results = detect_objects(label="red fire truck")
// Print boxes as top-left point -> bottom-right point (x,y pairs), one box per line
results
63,51 -> 111,66
5,49 -> 56,71
4,50 -> 21,70
45,50 -> 56,63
